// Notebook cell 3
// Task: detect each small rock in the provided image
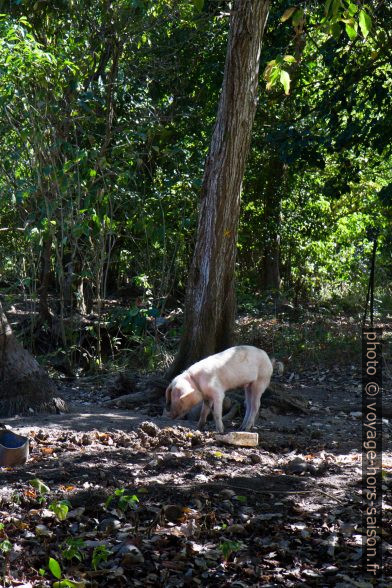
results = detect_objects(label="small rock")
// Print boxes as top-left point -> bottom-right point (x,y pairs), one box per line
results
225,523 -> 246,535
190,434 -> 203,447
190,497 -> 203,510
219,488 -> 236,499
163,504 -> 185,524
35,524 -> 52,537
249,452 -> 262,464
286,457 -> 308,475
220,500 -> 234,513
239,506 -> 254,515
303,569 -> 321,578
322,565 -> 339,574
215,431 -> 258,447
250,513 -> 282,524
40,509 -> 55,519
81,434 -> 92,446
194,474 -> 209,483
84,539 -> 113,548
117,543 -> 144,566
98,518 -> 121,536
139,421 -> 160,437
69,522 -> 79,535
117,435 -> 132,447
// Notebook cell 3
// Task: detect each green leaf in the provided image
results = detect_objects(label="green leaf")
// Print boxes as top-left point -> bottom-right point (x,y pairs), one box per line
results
235,495 -> 247,503
92,544 -> 112,571
193,0 -> 204,12
292,7 -> 304,28
0,540 -> 12,554
280,69 -> 291,95
283,55 -> 296,64
324,0 -> 333,17
345,23 -> 357,41
280,7 -> 297,22
347,2 -> 358,16
359,10 -> 372,38
330,22 -> 341,40
53,581 -> 84,588
49,557 -> 62,580
219,540 -> 242,561
30,479 -> 50,495
49,500 -> 70,521
332,0 -> 342,17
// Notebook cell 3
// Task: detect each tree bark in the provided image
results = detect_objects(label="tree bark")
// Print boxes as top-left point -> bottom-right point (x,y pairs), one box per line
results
0,300 -> 65,416
169,0 -> 270,376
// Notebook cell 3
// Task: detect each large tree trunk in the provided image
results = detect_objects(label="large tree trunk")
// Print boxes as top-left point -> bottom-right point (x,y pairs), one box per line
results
0,300 -> 65,416
169,0 -> 270,376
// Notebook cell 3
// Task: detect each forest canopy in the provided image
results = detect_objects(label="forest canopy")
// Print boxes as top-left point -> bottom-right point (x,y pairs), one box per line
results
0,0 -> 391,374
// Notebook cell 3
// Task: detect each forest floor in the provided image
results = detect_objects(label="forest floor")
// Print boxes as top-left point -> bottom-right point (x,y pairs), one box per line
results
0,314 -> 391,587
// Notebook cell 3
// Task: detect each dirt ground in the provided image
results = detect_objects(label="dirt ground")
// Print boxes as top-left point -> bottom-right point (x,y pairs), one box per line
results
1,363 -> 391,587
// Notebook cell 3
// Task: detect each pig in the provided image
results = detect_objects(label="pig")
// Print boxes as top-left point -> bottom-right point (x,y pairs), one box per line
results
165,345 -> 282,432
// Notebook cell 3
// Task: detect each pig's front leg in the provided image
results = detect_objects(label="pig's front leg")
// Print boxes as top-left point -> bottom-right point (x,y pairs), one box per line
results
198,399 -> 212,431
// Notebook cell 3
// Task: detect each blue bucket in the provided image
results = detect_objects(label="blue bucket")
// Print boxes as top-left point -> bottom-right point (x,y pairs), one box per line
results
0,429 -> 29,466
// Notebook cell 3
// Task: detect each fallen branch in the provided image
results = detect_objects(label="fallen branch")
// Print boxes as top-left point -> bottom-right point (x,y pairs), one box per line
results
173,481 -> 345,503
105,388 -> 162,408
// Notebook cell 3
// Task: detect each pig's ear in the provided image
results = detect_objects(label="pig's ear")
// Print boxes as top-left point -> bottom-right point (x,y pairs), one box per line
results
165,384 -> 173,411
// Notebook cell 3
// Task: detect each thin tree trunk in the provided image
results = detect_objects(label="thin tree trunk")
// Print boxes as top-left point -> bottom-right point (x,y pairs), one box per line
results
169,0 -> 270,376
259,30 -> 306,293
0,300 -> 65,416
38,233 -> 53,324
259,156 -> 284,292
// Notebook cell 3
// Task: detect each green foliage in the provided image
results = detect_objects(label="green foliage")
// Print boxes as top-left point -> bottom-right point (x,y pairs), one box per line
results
0,540 -> 12,554
29,479 -> 50,496
48,554 -> 84,587
91,545 -> 112,571
0,0 -> 390,373
49,500 -> 71,521
105,488 -> 139,512
60,537 -> 86,563
219,540 -> 243,562
48,557 -> 62,579
53,581 -> 82,588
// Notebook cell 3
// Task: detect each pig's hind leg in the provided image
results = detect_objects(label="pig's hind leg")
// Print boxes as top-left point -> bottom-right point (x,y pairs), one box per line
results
241,377 -> 270,431
239,384 -> 253,431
